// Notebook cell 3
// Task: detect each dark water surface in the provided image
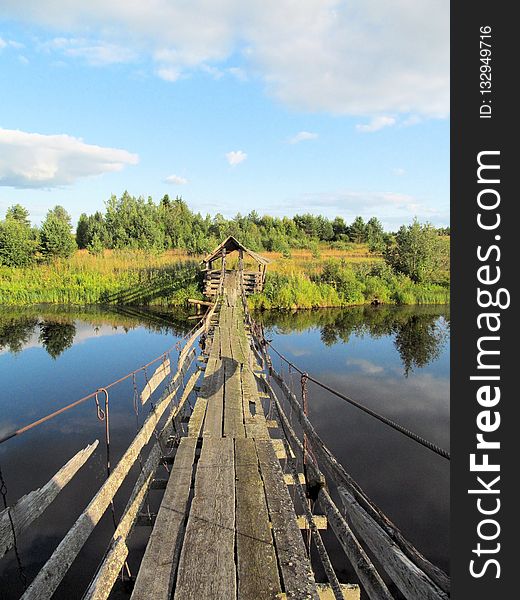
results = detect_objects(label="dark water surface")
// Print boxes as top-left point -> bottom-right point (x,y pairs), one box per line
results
257,305 -> 450,585
0,304 -> 449,597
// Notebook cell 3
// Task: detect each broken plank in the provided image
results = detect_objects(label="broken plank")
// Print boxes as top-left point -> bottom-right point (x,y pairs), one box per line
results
0,441 -> 98,560
188,397 -> 207,438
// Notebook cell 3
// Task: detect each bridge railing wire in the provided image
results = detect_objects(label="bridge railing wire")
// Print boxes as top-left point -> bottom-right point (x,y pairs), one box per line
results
239,286 -> 450,461
0,307 -> 212,448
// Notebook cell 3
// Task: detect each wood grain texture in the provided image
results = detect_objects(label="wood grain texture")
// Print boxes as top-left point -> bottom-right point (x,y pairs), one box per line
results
235,438 -> 281,599
255,439 -> 319,600
131,438 -> 198,600
174,438 -> 236,600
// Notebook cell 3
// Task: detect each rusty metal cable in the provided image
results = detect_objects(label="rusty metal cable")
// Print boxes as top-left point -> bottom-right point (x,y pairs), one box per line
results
0,311 -> 211,447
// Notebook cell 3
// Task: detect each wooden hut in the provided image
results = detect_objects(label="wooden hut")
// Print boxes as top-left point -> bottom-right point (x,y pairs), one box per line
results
202,236 -> 270,297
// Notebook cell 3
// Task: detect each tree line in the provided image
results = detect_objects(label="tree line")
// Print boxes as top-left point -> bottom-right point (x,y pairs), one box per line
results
1,192 -> 449,284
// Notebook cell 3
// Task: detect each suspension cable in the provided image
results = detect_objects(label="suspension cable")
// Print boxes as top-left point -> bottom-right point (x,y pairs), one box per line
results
264,340 -> 450,461
0,309 -> 210,447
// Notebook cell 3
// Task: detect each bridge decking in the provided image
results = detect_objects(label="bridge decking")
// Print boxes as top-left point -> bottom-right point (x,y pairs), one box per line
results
131,273 -> 321,599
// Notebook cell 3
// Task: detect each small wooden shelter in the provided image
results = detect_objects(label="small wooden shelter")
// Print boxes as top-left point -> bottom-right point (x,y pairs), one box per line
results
202,236 -> 270,297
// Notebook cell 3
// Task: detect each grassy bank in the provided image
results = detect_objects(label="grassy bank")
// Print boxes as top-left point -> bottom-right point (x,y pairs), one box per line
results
249,258 -> 449,310
0,246 -> 449,308
0,250 -> 203,306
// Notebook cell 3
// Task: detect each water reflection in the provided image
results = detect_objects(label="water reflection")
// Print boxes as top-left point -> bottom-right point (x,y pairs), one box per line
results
0,306 -> 192,358
257,304 -> 450,578
256,305 -> 449,375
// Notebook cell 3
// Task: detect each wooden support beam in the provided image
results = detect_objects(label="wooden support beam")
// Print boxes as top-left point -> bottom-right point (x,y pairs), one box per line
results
21,372 -> 188,600
338,487 -> 449,600
0,441 -> 98,560
268,366 -> 450,596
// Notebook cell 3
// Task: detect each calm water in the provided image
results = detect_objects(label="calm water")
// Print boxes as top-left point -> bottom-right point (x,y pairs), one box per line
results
0,304 -> 449,597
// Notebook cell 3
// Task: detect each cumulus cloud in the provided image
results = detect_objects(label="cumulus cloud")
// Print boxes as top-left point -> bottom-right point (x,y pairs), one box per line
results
0,128 -> 138,188
356,116 -> 396,133
226,150 -> 247,167
289,131 -> 318,144
2,0 -> 449,118
164,174 -> 188,185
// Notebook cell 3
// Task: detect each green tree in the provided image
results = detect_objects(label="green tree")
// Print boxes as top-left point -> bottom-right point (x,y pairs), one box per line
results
39,320 -> 76,359
348,216 -> 367,243
366,217 -> 385,253
0,205 -> 37,266
384,220 -> 442,283
40,206 -> 77,259
6,204 -> 31,227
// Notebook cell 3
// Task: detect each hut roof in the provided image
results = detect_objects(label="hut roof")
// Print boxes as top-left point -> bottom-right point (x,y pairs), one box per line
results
203,236 -> 270,266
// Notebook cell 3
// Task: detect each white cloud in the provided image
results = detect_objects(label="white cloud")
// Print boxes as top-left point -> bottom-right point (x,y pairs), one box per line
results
0,128 -> 138,189
3,0 -> 449,118
356,116 -> 396,133
226,150 -> 247,167
289,131 -> 318,144
164,174 -> 188,185
392,167 -> 406,176
0,37 -> 23,49
42,37 -> 137,65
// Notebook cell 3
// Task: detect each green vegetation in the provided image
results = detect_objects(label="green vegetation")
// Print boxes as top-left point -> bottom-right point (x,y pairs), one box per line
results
249,258 -> 449,310
0,194 -> 449,308
0,251 -> 202,306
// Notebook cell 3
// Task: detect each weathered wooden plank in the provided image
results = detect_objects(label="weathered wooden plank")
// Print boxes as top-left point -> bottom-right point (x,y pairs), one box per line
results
317,488 -> 393,600
296,515 -> 327,530
272,438 -> 295,459
338,487 -> 449,600
21,377 -> 183,600
188,397 -> 207,438
255,439 -> 319,600
141,357 -> 170,404
235,438 -> 281,599
174,438 -> 236,599
83,444 -> 160,600
223,357 -> 246,438
83,537 -> 129,600
0,441 -> 98,560
316,584 -> 361,600
258,373 -> 392,600
202,357 -> 225,438
131,438 -> 198,600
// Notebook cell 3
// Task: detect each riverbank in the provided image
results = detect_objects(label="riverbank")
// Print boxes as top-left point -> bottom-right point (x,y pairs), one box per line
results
0,248 -> 449,308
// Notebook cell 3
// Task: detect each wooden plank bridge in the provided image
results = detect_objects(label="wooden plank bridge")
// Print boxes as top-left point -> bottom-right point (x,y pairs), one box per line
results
0,255 -> 450,599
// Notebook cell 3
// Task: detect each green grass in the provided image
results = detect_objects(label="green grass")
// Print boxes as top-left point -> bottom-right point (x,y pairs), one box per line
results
0,248 -> 449,308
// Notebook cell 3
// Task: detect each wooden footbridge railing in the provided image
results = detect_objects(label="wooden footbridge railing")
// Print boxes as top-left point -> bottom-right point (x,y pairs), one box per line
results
0,270 -> 450,600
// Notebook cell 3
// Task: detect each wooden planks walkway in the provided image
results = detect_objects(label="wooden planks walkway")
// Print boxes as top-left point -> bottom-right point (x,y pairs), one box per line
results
133,273 -> 324,599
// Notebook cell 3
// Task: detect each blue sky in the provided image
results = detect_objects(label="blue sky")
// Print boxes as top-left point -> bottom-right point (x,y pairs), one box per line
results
0,1 -> 449,229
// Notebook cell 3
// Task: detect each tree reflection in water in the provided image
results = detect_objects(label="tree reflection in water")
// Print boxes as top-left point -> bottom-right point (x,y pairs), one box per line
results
0,306 -> 192,358
256,304 -> 449,376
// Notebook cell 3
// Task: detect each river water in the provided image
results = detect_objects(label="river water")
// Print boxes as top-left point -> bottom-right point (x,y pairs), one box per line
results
0,304 -> 449,598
